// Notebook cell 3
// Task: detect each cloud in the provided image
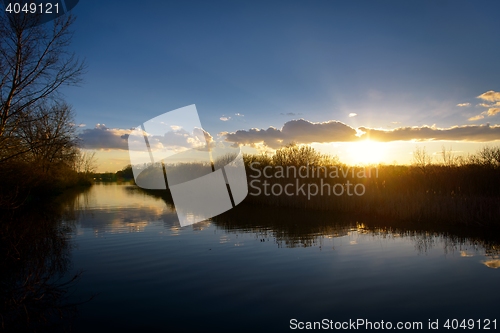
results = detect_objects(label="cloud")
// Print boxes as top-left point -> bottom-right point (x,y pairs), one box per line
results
468,107 -> 500,121
80,124 -> 214,151
348,113 -> 358,117
220,116 -> 231,121
222,119 -> 500,148
468,115 -> 485,121
79,124 -> 130,150
487,108 -> 500,116
468,93 -> 500,120
235,113 -> 244,117
477,102 -> 500,108
477,90 -> 500,102
456,103 -> 470,107
222,119 -> 359,148
280,112 -> 302,116
359,124 -> 500,142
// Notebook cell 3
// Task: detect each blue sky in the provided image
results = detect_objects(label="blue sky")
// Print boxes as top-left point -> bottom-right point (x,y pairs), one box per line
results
57,1 -> 500,171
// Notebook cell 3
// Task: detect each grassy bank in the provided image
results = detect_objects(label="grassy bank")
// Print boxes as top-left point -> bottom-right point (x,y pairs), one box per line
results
0,159 -> 94,209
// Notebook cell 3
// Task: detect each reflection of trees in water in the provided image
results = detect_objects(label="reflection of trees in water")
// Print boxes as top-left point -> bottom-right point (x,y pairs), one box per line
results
0,190 -> 87,332
210,203 -> 500,258
137,185 -> 500,256
213,204 -> 352,248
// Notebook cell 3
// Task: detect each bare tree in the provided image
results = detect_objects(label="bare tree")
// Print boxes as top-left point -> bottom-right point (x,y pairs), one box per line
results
73,149 -> 97,175
15,101 -> 79,170
477,146 -> 500,168
412,146 -> 432,173
440,145 -> 456,167
0,11 -> 85,148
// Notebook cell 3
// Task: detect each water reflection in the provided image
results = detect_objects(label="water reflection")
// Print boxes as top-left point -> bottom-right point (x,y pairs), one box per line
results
133,184 -> 500,266
483,259 -> 500,268
61,183 -> 500,272
56,184 -> 500,332
0,189 -> 86,332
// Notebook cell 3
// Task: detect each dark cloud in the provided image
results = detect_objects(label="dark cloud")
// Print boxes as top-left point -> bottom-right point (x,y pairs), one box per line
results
80,125 -> 215,151
280,112 -> 303,116
358,124 -> 500,142
223,119 -> 359,148
79,124 -> 129,150
223,119 -> 500,148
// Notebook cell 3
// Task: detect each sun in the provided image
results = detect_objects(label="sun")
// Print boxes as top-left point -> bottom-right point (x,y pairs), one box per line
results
348,140 -> 387,165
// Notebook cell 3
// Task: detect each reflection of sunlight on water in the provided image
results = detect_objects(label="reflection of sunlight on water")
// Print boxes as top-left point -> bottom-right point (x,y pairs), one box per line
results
169,225 -> 181,236
69,184 -> 500,272
76,183 -> 167,211
219,235 -> 230,244
102,219 -> 150,235
482,259 -> 500,269
192,221 -> 211,231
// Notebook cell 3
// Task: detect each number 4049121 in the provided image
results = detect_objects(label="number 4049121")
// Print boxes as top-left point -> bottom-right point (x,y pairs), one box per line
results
5,2 -> 59,14
443,319 -> 497,330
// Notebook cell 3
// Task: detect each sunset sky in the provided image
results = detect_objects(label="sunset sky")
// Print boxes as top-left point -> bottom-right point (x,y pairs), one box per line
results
58,1 -> 500,172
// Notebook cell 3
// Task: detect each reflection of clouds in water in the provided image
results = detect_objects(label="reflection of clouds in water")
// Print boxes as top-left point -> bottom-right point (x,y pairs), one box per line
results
77,207 -> 179,234
75,184 -> 168,211
482,260 -> 500,269
460,251 -> 474,257
72,184 -> 217,236
192,221 -> 211,231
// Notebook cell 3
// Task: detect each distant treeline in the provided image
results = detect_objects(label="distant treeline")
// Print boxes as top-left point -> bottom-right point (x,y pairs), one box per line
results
94,166 -> 135,182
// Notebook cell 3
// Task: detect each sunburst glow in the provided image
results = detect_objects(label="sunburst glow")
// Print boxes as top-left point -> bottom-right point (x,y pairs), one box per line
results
348,140 -> 387,165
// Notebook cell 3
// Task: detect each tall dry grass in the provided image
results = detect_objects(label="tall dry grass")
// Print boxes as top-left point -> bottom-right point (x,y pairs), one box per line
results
244,144 -> 500,227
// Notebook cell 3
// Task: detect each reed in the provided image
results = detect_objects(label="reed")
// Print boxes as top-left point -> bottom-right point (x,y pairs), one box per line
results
243,145 -> 500,227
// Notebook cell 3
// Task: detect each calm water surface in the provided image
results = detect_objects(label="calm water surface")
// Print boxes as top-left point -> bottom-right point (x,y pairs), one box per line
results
63,184 -> 499,332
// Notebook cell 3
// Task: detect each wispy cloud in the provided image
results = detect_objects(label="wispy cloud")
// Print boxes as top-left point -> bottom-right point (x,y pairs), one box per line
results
280,112 -> 302,116
456,103 -> 470,107
348,113 -> 358,117
468,114 -> 484,121
220,116 -> 231,121
235,113 -> 244,117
